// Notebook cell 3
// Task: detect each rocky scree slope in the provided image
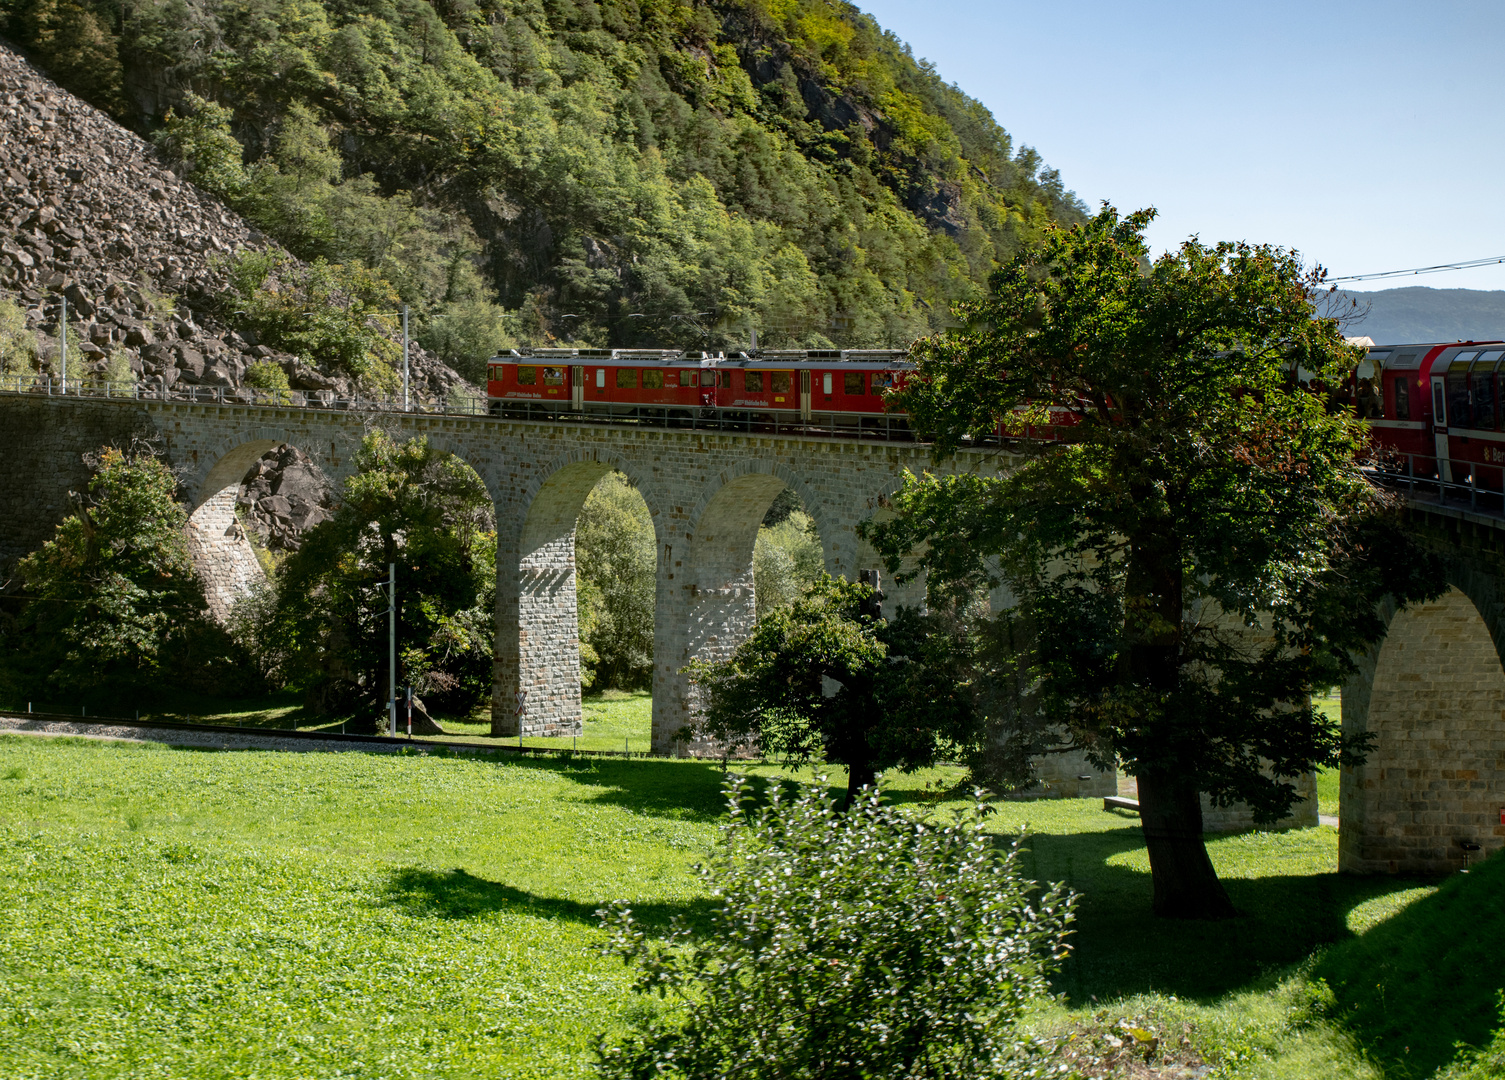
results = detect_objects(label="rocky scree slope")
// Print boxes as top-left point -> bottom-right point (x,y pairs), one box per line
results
0,40 -> 468,403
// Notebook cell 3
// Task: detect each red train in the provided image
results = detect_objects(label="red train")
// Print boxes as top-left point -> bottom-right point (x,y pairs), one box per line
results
486,348 -> 914,433
1353,340 -> 1505,492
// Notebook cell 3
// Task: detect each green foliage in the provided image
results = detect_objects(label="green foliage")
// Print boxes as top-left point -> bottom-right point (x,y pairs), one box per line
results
1,0 -> 122,110
597,774 -> 1075,1079
3,0 -> 1084,352
224,250 -> 402,390
152,94 -> 250,203
689,575 -> 979,803
864,205 -> 1445,916
266,431 -> 495,719
0,295 -> 36,376
0,444 -> 248,703
243,356 -> 292,398
753,507 -> 823,619
575,474 -> 656,690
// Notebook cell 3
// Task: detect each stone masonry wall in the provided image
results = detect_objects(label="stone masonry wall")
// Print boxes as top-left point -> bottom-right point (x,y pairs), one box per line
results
184,486 -> 264,622
0,395 -> 154,568
1342,585 -> 1505,874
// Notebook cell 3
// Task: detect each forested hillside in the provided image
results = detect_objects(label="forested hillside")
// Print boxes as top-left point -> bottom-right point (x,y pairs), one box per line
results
0,0 -> 1083,377
1339,286 -> 1505,346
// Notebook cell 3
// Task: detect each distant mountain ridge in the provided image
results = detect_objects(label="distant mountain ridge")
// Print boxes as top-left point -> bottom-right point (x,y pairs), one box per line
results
1337,287 -> 1505,346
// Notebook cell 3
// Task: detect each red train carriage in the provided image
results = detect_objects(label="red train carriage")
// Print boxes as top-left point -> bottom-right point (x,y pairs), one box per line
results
1358,341 -> 1505,491
485,348 -> 914,434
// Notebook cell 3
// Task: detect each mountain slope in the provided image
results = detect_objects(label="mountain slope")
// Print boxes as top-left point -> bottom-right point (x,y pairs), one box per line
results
1,0 -> 1084,365
1338,286 -> 1505,345
0,41 -> 464,400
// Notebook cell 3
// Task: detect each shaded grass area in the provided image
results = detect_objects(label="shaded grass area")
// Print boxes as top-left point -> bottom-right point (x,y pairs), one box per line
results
2,688 -> 657,755
1315,851 -> 1505,1079
0,732 -> 1492,1078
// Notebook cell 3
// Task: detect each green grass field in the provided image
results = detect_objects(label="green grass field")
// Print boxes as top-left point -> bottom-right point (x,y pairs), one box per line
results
0,722 -> 1495,1079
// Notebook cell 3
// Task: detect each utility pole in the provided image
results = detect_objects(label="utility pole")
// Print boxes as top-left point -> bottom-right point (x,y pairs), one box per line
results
387,561 -> 396,736
59,292 -> 67,394
401,304 -> 410,410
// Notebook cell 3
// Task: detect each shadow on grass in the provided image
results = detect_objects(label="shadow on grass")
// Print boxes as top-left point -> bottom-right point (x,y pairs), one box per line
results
382,866 -> 716,931
1314,850 -> 1505,1080
1017,825 -> 1434,1008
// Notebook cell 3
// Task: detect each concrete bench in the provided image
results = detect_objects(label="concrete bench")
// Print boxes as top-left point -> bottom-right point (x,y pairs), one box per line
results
1103,796 -> 1140,813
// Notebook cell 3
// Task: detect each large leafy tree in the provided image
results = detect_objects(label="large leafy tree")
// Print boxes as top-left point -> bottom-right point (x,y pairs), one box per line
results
268,431 -> 495,720
689,576 -> 978,805
864,207 -> 1442,918
3,443 -> 243,703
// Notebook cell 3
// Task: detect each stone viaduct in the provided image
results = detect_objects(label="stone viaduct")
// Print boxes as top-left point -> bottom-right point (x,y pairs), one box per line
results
0,393 -> 968,754
5,392 -> 1505,876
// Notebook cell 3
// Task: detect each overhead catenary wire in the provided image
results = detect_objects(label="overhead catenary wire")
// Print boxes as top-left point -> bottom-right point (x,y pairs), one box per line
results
1326,255 -> 1505,284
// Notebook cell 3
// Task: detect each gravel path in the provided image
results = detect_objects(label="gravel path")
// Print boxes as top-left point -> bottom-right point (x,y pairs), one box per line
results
0,715 -> 427,755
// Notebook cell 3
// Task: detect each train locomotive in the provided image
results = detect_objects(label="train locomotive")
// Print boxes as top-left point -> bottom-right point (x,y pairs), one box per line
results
486,347 -> 914,433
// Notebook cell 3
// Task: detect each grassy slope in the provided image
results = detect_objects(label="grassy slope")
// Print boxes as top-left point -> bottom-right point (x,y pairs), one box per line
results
0,730 -> 1497,1078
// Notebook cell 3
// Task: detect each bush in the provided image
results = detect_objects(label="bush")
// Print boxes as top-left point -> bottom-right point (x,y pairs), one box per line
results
596,775 -> 1076,1080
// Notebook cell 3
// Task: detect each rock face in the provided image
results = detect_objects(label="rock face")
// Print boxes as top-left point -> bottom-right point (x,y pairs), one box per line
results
237,444 -> 336,552
0,40 -> 469,401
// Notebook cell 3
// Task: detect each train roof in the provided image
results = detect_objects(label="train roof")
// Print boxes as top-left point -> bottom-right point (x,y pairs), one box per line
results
494,348 -> 912,367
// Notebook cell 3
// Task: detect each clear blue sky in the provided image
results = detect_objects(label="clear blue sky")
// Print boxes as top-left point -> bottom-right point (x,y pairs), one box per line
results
858,0 -> 1505,292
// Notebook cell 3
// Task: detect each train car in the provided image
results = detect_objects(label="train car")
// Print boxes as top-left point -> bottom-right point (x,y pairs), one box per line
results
485,347 -> 915,433
1359,341 -> 1505,488
711,350 -> 911,427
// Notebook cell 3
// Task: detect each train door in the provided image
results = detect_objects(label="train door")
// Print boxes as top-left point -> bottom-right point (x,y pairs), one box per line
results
1431,374 -> 1451,482
799,370 -> 812,421
571,366 -> 584,411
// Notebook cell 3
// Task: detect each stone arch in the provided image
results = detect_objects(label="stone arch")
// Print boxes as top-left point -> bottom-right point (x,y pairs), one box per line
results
493,451 -> 661,737
182,429 -> 320,623
648,463 -> 837,752
1341,581 -> 1505,874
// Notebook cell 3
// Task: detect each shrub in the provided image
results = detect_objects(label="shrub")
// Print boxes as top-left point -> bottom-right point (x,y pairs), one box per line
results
244,358 -> 292,403
596,775 -> 1076,1080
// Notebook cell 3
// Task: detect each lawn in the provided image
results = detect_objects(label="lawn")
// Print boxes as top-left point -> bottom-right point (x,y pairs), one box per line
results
0,728 -> 1494,1079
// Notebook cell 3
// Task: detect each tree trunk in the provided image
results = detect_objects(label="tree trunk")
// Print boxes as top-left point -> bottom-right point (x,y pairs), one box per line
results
1136,772 -> 1236,919
844,757 -> 877,808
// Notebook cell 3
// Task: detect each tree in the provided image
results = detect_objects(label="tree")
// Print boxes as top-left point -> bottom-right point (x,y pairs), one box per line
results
1,443 -> 245,702
575,474 -> 656,690
268,431 -> 495,720
689,576 -> 978,806
596,774 -> 1075,1080
864,206 -> 1443,918
753,508 -> 824,619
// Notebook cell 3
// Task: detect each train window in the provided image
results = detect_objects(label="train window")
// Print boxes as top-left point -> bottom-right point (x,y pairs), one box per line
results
872,372 -> 894,392
517,366 -> 537,385
1475,372 -> 1497,430
596,368 -> 606,389
1394,377 -> 1410,420
720,371 -> 731,388
771,371 -> 791,394
823,373 -> 833,395
617,368 -> 638,389
1355,377 -> 1382,419
844,372 -> 864,395
542,366 -> 564,386
1448,373 -> 1471,427
745,371 -> 764,392
643,370 -> 664,389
